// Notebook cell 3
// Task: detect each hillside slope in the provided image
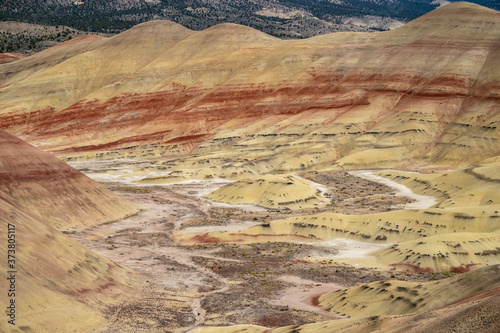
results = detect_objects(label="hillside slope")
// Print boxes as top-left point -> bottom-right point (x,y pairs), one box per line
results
0,130 -> 140,332
0,129 -> 139,229
317,264 -> 500,317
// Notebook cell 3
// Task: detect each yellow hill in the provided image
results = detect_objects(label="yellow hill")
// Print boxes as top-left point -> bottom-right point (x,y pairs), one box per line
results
375,161 -> 500,208
178,159 -> 500,271
205,174 -> 328,210
192,265 -> 500,333
0,197 -> 139,333
373,231 -> 500,272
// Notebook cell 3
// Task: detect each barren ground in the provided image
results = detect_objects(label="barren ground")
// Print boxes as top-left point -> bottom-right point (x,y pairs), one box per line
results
68,163 -> 453,332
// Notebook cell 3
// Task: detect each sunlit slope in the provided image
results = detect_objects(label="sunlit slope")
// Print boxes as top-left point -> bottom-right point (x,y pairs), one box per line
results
0,3 -> 499,173
373,231 -> 500,272
318,264 -> 500,317
0,35 -> 105,89
0,21 -> 193,114
375,161 -> 500,209
177,207 -> 500,271
191,266 -> 500,333
367,161 -> 500,271
0,52 -> 26,64
0,130 -> 139,229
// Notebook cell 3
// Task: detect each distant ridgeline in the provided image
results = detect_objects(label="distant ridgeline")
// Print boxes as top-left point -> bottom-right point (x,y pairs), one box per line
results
1,0 -> 499,42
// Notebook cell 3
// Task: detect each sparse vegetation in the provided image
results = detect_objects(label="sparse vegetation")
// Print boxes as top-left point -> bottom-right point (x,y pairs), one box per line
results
0,22 -> 111,54
115,186 -> 151,193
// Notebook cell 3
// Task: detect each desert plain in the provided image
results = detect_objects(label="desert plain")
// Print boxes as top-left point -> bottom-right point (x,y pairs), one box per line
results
1,2 -> 500,332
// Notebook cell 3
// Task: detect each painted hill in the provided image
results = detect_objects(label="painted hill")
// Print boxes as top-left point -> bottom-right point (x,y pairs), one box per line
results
0,129 -> 139,230
0,130 -> 140,332
0,197 -> 138,332
0,52 -> 26,64
0,3 -> 499,332
0,3 -> 498,177
196,296 -> 500,333
205,174 -> 328,210
193,265 -> 500,333
0,0 -> 435,42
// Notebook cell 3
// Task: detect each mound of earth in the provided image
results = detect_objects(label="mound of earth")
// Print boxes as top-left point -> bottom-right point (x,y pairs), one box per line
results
178,160 -> 500,271
205,174 -> 328,210
0,129 -> 139,230
192,267 -> 500,333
